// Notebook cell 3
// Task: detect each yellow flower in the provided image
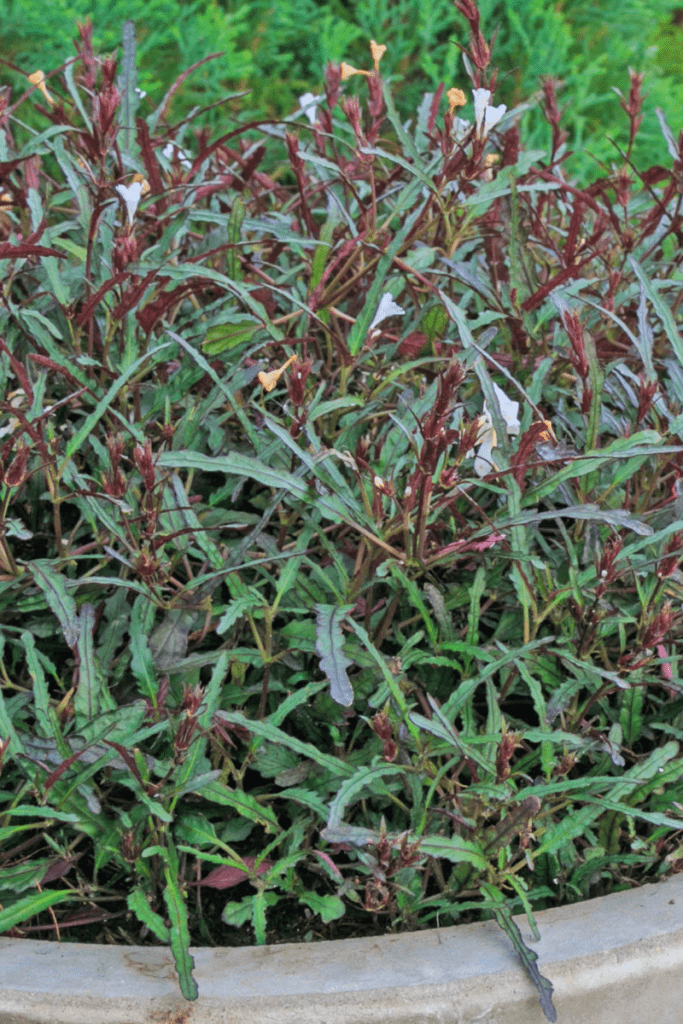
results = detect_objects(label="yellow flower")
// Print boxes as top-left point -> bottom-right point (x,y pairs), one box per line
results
257,354 -> 296,393
446,88 -> 466,116
370,40 -> 387,72
28,70 -> 54,106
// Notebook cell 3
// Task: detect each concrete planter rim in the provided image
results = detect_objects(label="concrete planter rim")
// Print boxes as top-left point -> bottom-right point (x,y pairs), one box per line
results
1,873 -> 683,1024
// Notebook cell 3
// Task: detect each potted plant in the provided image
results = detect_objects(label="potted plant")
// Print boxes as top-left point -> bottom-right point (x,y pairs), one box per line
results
2,8 -> 683,1024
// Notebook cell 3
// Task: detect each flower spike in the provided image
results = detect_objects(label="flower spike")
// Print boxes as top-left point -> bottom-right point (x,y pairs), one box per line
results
257,354 -> 296,393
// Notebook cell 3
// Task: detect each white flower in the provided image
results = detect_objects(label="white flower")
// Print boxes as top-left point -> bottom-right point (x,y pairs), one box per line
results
484,103 -> 507,136
135,87 -> 147,99
474,431 -> 497,477
472,88 -> 491,135
162,142 -> 192,169
298,92 -> 318,125
472,88 -> 507,139
472,383 -> 520,478
115,181 -> 142,228
368,292 -> 405,334
487,382 -> 520,436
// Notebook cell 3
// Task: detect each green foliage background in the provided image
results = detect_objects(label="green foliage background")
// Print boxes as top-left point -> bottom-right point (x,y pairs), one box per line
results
2,0 -> 683,179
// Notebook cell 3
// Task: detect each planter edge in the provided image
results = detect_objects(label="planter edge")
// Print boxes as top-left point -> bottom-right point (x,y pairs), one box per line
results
1,874 -> 683,1024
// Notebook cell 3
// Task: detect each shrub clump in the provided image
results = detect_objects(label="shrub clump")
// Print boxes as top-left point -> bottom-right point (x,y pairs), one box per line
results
1,5 -> 683,1012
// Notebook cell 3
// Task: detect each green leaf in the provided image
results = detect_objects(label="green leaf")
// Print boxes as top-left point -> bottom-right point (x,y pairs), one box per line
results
0,889 -> 75,932
214,705 -> 353,778
629,255 -> 683,368
27,561 -> 79,648
227,197 -> 246,281
315,604 -> 355,706
129,594 -> 157,700
200,780 -> 280,832
157,448 -> 308,497
221,896 -> 253,928
174,814 -> 221,850
22,630 -> 50,738
417,834 -> 487,871
127,888 -> 170,943
163,841 -> 199,1001
202,318 -> 261,355
299,890 -> 345,923
60,344 -> 171,467
346,178 -> 424,355
326,764 -> 413,828
490,503 -> 653,537
620,685 -> 644,748
74,603 -> 101,723
479,882 -> 557,1023
117,20 -> 140,155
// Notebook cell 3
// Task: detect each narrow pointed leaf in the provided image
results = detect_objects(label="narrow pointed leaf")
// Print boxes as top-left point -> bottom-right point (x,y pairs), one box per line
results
480,882 -> 557,1023
74,603 -> 99,722
163,843 -> 198,1001
27,560 -> 80,648
315,604 -> 354,706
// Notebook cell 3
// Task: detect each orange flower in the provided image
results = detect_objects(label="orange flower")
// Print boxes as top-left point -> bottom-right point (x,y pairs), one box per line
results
370,40 -> 387,72
257,354 -> 296,393
340,62 -> 369,81
533,419 -> 555,443
446,88 -> 466,116
28,70 -> 54,105
131,173 -> 151,196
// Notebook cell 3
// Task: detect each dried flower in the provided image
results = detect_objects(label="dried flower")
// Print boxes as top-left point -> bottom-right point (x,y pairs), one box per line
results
258,354 -> 296,393
483,153 -> 499,180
